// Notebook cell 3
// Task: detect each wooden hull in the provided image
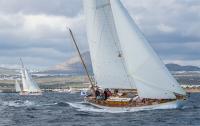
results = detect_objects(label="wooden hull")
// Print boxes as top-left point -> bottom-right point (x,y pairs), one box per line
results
85,97 -> 186,112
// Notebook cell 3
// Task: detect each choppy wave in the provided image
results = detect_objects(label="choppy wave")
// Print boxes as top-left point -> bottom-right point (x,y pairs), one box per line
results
67,101 -> 185,113
54,102 -> 69,107
2,100 -> 36,107
1,100 -> 73,108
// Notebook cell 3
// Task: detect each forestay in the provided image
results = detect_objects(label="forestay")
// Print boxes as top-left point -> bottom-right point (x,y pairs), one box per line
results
84,0 -> 136,89
110,0 -> 186,99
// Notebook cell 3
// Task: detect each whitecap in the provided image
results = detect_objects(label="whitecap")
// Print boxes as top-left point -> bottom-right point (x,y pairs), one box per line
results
2,100 -> 35,107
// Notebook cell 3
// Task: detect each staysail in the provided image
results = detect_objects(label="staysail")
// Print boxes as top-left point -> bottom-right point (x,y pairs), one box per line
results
84,0 -> 136,89
110,0 -> 186,99
15,80 -> 21,92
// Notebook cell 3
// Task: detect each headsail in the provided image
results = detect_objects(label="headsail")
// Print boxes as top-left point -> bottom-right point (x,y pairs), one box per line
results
110,0 -> 186,99
15,80 -> 21,92
84,0 -> 136,89
23,69 -> 41,92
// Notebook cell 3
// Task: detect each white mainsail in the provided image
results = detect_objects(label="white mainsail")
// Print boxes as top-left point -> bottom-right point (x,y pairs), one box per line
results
20,60 -> 41,93
109,0 -> 186,99
84,0 -> 136,89
15,80 -> 21,92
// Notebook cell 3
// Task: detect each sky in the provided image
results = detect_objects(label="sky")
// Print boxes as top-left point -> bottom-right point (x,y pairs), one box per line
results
0,0 -> 199,69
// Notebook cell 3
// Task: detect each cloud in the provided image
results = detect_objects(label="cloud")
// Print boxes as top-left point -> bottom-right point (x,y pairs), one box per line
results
0,0 -> 199,68
122,0 -> 200,66
123,0 -> 200,38
0,12 -> 84,39
0,11 -> 87,68
0,0 -> 82,16
157,24 -> 176,33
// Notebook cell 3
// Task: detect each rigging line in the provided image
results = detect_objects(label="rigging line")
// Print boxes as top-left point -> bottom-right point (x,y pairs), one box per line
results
102,4 -> 134,89
67,28 -> 94,88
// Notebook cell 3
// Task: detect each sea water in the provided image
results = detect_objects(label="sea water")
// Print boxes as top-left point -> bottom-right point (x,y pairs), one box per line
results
0,92 -> 199,126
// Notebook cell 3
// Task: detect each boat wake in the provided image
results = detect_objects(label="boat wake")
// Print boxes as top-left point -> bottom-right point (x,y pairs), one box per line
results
67,102 -> 117,113
67,101 -> 184,113
54,102 -> 69,107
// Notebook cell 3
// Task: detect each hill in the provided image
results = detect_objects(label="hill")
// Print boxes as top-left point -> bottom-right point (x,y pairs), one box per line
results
0,67 -> 18,75
40,51 -> 200,75
41,52 -> 93,75
166,64 -> 200,72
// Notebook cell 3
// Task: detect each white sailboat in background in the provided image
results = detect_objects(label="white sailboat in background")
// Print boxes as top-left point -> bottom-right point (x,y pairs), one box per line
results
83,0 -> 187,111
20,59 -> 42,95
15,80 -> 21,93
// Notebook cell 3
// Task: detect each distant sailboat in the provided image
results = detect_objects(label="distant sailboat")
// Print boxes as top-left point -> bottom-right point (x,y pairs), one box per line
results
20,59 -> 42,95
15,80 -> 21,93
82,0 -> 187,110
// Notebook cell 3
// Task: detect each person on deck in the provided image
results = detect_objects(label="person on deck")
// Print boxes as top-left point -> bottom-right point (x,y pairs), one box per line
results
95,89 -> 100,99
107,89 -> 112,97
104,89 -> 112,100
104,90 -> 108,100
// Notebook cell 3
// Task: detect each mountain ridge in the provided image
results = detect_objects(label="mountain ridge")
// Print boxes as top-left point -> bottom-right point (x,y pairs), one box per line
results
0,52 -> 199,75
42,51 -> 200,74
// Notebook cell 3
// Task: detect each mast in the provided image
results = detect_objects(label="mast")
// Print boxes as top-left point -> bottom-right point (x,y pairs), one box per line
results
67,28 -> 94,87
20,58 -> 24,68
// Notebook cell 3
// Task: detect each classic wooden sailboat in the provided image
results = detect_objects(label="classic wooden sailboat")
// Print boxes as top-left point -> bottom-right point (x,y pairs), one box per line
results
70,0 -> 187,111
19,59 -> 42,96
